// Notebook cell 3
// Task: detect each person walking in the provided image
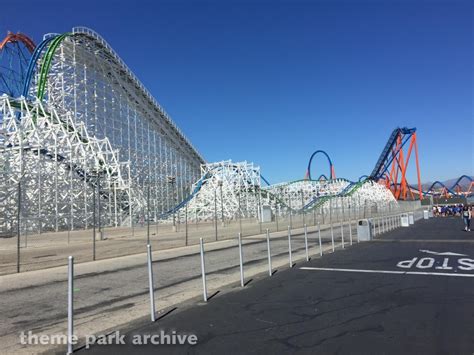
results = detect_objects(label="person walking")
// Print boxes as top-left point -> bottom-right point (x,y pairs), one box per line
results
462,205 -> 471,231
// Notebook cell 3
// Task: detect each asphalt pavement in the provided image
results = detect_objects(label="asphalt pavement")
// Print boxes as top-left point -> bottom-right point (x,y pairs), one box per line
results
79,216 -> 474,355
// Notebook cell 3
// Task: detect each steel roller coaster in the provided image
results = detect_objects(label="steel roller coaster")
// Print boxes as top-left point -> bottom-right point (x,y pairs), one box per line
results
424,175 -> 473,198
0,27 -> 469,234
0,27 -> 204,234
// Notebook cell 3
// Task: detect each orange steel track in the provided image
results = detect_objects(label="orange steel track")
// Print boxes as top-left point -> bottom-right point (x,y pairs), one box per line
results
0,32 -> 36,53
381,132 -> 423,200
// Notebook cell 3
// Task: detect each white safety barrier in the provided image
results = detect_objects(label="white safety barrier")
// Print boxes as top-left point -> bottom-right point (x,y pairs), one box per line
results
304,224 -> 309,261
238,233 -> 244,287
266,229 -> 272,276
288,226 -> 293,267
199,238 -> 208,302
67,256 -> 74,355
318,223 -> 323,256
147,244 -> 156,322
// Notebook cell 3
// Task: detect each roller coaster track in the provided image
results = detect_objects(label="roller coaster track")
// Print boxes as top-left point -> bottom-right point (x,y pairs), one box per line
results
386,176 -> 473,199
0,95 -> 136,234
0,32 -> 35,98
0,32 -> 35,52
1,33 -> 124,211
418,175 -> 473,197
370,127 -> 415,180
0,27 -> 432,230
7,99 -> 119,199
305,150 -> 335,180
162,164 -> 392,223
368,127 -> 423,200
23,27 -> 203,161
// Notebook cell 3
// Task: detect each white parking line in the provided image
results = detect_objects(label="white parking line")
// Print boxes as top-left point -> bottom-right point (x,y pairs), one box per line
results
300,267 -> 474,278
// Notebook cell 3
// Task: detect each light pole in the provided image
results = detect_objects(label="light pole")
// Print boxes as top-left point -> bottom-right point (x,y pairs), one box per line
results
167,176 -> 176,232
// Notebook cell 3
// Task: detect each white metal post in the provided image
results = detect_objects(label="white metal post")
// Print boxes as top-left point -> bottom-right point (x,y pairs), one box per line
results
349,200 -> 353,245
67,256 -> 74,355
330,199 -> 335,252
288,226 -> 293,267
318,222 -> 322,256
200,238 -> 207,302
147,244 -> 156,322
340,220 -> 344,249
238,233 -> 244,287
266,229 -> 272,276
340,199 -> 345,248
304,224 -> 309,261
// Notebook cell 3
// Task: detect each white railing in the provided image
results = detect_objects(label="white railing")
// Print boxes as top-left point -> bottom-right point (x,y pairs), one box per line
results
72,26 -> 205,164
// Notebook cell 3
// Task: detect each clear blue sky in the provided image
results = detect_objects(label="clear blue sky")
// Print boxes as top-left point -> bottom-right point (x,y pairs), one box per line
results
2,0 -> 472,184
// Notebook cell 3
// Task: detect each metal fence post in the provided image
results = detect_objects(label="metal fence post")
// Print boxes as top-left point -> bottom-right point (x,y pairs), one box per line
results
67,217 -> 71,245
97,174 -> 101,241
147,185 -> 151,245
147,244 -> 156,322
24,220 -> 28,248
301,190 -> 306,227
349,201 -> 353,245
288,226 -> 293,267
289,198 -> 293,229
67,256 -> 74,355
304,224 -> 309,261
200,238 -> 207,302
92,181 -> 96,261
238,193 -> 242,235
340,201 -> 345,249
275,200 -> 279,232
266,229 -> 272,276
258,192 -> 262,234
238,233 -> 244,287
214,189 -> 218,241
318,222 -> 322,256
16,181 -> 21,273
330,199 -> 335,252
17,180 -> 21,273
185,203 -> 188,246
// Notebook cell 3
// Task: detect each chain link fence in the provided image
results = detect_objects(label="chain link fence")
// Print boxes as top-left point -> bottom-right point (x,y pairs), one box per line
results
0,189 -> 424,275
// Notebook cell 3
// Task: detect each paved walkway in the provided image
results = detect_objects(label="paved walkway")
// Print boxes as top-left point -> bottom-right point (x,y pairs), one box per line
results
1,220 -> 353,354
80,217 -> 474,354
